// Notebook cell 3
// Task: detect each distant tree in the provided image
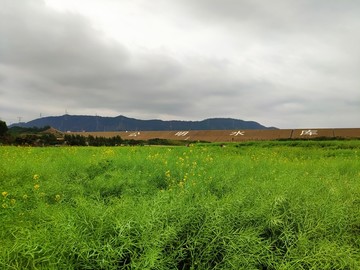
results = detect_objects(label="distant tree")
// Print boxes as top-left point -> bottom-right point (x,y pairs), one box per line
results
40,134 -> 58,145
0,120 -> 8,137
64,134 -> 87,146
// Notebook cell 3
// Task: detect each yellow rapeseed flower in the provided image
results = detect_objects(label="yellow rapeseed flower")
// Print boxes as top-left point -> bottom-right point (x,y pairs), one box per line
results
33,174 -> 40,180
10,199 -> 16,205
2,203 -> 8,208
34,184 -> 40,190
55,194 -> 61,201
2,191 -> 8,197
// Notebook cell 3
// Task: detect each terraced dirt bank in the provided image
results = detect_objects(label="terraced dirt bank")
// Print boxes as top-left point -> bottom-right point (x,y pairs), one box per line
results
70,128 -> 360,142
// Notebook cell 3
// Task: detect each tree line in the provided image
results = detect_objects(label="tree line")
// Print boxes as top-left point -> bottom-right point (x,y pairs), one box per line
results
0,121 -> 126,146
64,134 -> 124,146
0,121 -> 187,146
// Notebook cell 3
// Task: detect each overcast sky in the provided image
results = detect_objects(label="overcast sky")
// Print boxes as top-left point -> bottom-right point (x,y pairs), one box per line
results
1,0 -> 359,128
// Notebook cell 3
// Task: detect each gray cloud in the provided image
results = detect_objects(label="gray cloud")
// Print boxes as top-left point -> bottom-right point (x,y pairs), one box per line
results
0,0 -> 359,128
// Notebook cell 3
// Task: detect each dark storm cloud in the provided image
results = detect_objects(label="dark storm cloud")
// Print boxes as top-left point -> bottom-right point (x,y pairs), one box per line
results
0,0 -> 190,120
0,0 -> 252,121
1,1 -> 128,83
1,0 -> 359,127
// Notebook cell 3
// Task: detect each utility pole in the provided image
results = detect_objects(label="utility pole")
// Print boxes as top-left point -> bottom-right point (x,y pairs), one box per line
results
95,113 -> 99,131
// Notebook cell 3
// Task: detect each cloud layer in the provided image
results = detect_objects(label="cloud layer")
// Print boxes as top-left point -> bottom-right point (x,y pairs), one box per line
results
1,0 -> 359,128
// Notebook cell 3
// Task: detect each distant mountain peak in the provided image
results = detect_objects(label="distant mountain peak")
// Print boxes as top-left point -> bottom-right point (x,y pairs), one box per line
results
10,114 -> 276,132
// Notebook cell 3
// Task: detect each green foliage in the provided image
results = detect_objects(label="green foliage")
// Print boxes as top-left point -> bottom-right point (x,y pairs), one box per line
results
1,141 -> 360,269
12,133 -> 58,146
0,120 -> 8,137
3,126 -> 59,146
64,134 -> 87,146
147,138 -> 193,146
8,125 -> 51,136
64,134 -> 123,146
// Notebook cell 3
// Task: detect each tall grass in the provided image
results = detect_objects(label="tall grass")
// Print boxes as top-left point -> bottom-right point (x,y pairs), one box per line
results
1,141 -> 360,269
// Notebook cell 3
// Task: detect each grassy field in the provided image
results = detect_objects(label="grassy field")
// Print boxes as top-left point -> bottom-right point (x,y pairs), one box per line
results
1,141 -> 360,269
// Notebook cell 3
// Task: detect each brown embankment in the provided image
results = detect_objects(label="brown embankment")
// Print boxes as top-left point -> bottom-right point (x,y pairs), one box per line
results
68,128 -> 360,142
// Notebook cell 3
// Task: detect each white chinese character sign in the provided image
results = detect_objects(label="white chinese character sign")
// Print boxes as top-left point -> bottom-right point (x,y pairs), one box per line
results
129,132 -> 140,137
175,131 -> 189,137
300,130 -> 318,136
230,131 -> 245,136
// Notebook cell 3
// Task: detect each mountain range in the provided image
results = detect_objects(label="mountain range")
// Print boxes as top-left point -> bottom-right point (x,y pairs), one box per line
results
11,115 -> 276,132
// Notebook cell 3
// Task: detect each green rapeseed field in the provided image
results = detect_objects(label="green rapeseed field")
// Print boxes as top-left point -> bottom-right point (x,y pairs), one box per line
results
1,141 -> 359,269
